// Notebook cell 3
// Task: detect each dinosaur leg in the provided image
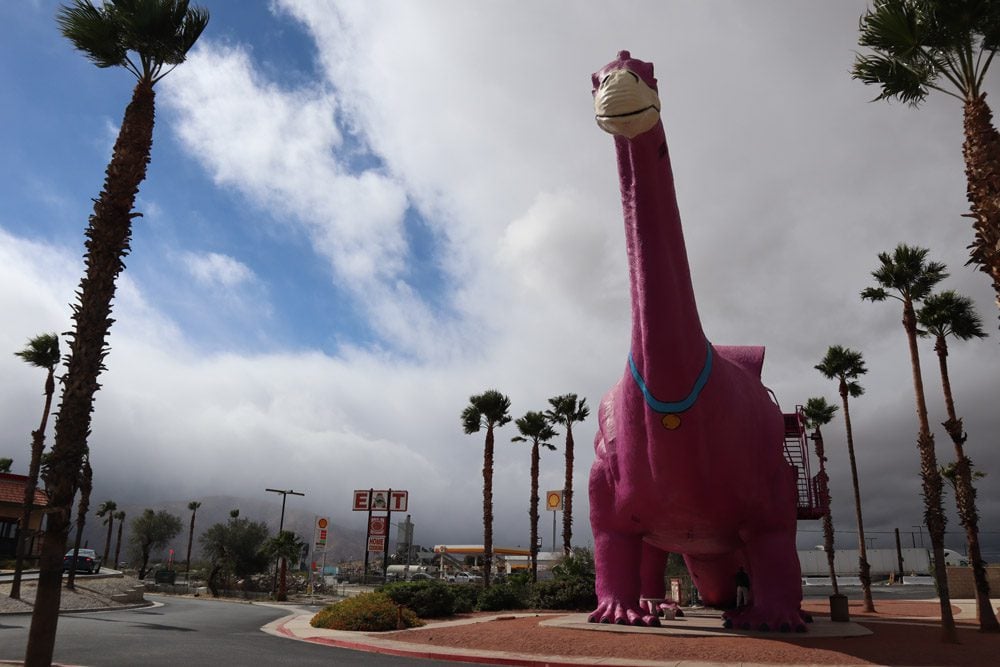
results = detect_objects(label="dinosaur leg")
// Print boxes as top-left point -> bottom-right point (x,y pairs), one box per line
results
684,551 -> 741,609
724,528 -> 807,632
638,544 -> 683,617
588,462 -> 659,627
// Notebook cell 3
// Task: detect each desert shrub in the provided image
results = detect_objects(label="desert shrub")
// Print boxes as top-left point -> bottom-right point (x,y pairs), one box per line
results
381,580 -> 456,618
310,591 -> 423,631
477,582 -> 529,611
530,577 -> 597,610
449,583 -> 479,613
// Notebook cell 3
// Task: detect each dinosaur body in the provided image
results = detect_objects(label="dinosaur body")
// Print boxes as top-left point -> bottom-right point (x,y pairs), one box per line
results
588,51 -> 806,632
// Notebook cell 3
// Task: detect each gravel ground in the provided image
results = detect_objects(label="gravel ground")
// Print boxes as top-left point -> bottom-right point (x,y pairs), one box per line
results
383,600 -> 1000,666
0,573 -> 148,614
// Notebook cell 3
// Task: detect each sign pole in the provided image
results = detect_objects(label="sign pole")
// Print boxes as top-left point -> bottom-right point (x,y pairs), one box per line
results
382,488 -> 392,579
363,487 -> 373,583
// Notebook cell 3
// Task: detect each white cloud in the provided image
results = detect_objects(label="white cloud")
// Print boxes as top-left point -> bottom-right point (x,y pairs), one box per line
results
3,0 -> 1000,559
182,251 -> 255,288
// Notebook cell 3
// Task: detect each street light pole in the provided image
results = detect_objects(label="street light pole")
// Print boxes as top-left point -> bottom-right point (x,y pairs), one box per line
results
266,488 -> 305,595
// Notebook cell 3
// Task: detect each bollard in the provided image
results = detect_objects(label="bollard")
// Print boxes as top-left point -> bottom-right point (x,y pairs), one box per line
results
829,593 -> 850,622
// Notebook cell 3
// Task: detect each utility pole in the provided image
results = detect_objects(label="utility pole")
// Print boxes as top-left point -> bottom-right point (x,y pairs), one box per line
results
266,488 -> 304,595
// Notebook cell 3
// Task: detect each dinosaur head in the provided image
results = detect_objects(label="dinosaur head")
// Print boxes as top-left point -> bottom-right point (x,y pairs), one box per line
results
593,51 -> 661,139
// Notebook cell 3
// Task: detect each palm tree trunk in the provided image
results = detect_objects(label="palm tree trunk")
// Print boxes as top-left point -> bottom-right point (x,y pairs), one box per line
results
812,429 -> 839,596
902,303 -> 958,643
278,557 -> 288,602
186,509 -> 197,582
934,337 -> 999,632
962,94 -> 1000,329
25,79 -> 155,666
103,516 -> 114,566
562,424 -> 574,556
10,369 -> 55,600
114,518 -> 124,569
483,425 -> 494,587
840,389 -> 874,612
530,443 -> 540,583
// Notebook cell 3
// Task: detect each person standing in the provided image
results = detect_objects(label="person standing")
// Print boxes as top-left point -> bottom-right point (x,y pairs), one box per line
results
735,566 -> 751,608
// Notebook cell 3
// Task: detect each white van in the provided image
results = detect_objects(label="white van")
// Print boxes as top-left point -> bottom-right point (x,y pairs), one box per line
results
942,549 -> 969,567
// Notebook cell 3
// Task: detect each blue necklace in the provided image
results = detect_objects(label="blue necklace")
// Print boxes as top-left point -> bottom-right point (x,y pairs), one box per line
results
628,339 -> 713,430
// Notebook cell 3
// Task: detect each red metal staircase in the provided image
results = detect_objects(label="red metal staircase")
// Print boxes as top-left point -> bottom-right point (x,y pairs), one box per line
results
782,406 -> 828,520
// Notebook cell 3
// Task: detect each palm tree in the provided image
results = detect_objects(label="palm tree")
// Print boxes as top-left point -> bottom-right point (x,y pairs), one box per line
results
27,4 -> 209,662
10,333 -> 60,601
264,531 -> 305,602
815,345 -> 875,612
185,501 -> 202,582
512,411 -> 558,582
113,510 -> 126,569
861,243 -> 956,642
917,290 -> 997,632
802,397 -> 840,597
854,0 -> 1000,327
96,500 -> 117,564
65,456 -> 93,591
461,389 -> 511,587
544,394 -> 590,555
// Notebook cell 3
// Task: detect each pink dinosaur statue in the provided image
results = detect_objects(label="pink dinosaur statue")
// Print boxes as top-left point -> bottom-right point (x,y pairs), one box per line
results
587,51 -> 807,632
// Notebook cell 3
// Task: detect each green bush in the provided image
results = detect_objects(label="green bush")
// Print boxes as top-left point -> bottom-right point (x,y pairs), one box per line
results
449,583 -> 479,613
477,582 -> 528,611
381,580 -> 456,618
310,592 -> 423,631
530,577 -> 597,610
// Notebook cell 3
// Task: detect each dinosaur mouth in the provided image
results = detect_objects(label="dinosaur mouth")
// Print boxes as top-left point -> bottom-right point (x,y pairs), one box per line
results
596,104 -> 660,121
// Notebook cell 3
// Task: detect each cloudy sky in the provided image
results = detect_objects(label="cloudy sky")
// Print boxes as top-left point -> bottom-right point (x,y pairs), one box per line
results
1,1 -> 998,561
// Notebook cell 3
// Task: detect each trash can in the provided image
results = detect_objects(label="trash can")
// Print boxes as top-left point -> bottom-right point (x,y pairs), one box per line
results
829,593 -> 850,622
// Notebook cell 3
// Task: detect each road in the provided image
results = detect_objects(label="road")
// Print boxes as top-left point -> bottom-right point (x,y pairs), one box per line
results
0,595 -> 482,666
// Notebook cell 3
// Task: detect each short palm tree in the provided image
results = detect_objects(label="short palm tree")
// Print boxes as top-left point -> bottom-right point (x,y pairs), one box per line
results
512,411 -> 558,582
264,531 -> 305,602
815,345 -> 875,612
544,394 -> 589,555
10,333 -> 60,601
854,0 -> 1000,327
65,456 -> 93,591
27,4 -> 209,663
185,501 -> 202,582
802,397 -> 840,596
461,389 -> 512,587
861,243 -> 957,642
96,500 -> 117,564
113,509 -> 126,568
917,290 -> 997,631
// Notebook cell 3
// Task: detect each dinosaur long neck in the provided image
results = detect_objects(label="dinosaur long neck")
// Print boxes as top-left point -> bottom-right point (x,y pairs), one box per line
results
616,122 -> 707,396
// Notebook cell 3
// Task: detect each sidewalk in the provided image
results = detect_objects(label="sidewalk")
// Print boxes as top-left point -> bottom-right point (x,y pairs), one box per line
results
264,598 -> 1000,666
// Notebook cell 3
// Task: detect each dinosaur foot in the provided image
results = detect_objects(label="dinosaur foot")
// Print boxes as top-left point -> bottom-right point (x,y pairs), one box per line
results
589,599 -> 660,626
722,606 -> 808,633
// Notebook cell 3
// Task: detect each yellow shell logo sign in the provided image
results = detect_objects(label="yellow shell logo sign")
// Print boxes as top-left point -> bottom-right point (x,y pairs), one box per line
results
546,491 -> 563,510
317,517 -> 328,529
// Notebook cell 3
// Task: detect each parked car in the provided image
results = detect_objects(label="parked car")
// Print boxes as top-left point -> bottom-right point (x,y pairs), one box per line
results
448,571 -> 483,584
63,548 -> 102,574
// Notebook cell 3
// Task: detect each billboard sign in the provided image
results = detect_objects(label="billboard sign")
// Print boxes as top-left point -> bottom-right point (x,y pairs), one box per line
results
314,516 -> 329,550
367,536 -> 385,552
368,515 -> 387,537
352,489 -> 409,512
546,490 -> 564,511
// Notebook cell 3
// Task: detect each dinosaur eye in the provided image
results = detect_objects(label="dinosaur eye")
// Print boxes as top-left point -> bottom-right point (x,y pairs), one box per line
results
628,71 -> 639,83
601,74 -> 611,86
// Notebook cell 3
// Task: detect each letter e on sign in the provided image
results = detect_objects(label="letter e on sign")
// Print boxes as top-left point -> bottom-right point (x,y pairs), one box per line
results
352,490 -> 370,511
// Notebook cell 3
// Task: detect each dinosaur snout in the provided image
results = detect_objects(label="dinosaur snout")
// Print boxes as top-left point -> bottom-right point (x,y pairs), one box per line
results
594,68 -> 661,139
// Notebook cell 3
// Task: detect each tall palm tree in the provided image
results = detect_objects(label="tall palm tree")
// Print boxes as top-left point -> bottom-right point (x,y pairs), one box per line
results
917,290 -> 997,632
10,333 -> 60,601
815,345 -> 875,612
28,4 -> 209,663
544,394 -> 589,555
802,397 -> 840,596
861,243 -> 956,642
96,500 -> 117,564
854,0 -> 1000,327
461,389 -> 511,587
512,411 -> 558,582
264,531 -> 305,602
185,501 -> 202,582
65,456 -> 93,591
113,509 -> 126,569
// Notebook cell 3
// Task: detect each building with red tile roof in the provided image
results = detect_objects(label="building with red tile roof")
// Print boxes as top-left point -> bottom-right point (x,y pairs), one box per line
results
0,472 -> 51,560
